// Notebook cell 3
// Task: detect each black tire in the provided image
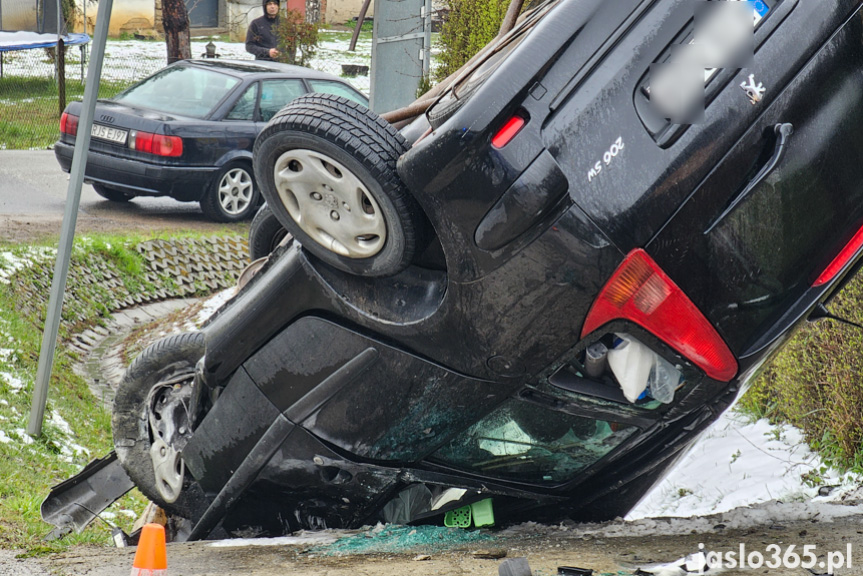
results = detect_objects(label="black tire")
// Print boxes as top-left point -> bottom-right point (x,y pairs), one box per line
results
93,183 -> 134,202
112,332 -> 205,518
200,161 -> 260,222
254,93 -> 427,277
249,203 -> 290,261
427,80 -> 481,130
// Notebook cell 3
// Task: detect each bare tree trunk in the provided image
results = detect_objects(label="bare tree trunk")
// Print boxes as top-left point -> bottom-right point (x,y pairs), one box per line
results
163,0 -> 192,64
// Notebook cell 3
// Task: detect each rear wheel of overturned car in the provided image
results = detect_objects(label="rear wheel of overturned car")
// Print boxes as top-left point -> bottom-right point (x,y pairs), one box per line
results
93,183 -> 134,203
249,203 -> 290,261
112,332 -> 205,518
254,93 -> 427,277
200,161 -> 260,222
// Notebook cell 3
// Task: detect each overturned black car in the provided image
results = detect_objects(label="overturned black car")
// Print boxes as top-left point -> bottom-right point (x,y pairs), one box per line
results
44,0 -> 863,540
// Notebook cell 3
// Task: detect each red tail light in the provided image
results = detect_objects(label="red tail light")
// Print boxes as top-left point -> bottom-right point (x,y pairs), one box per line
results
130,130 -> 183,157
60,112 -> 78,136
812,224 -> 863,287
491,115 -> 526,149
581,249 -> 738,382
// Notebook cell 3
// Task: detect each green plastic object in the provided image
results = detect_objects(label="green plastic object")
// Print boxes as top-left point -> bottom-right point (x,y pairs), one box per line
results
470,498 -> 495,527
444,505 -> 472,528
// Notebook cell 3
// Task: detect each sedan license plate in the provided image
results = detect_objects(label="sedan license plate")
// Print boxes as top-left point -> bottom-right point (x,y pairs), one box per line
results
91,123 -> 128,145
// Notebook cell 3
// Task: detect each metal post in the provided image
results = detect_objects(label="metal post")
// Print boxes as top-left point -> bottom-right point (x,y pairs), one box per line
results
55,0 -> 61,82
423,0 -> 431,78
27,0 -> 114,437
58,38 -> 66,116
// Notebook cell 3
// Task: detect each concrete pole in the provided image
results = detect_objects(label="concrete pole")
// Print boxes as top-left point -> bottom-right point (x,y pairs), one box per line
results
27,0 -> 114,437
423,0 -> 431,78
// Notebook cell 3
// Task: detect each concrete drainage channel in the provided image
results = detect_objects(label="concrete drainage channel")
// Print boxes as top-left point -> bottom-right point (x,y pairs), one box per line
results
75,298 -> 206,408
59,237 -> 249,406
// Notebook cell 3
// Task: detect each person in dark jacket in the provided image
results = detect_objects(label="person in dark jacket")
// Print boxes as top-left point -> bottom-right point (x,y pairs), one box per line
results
246,0 -> 281,61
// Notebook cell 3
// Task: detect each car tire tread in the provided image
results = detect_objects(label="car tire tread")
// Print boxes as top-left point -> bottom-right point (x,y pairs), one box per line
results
112,332 -> 205,519
255,93 -> 427,277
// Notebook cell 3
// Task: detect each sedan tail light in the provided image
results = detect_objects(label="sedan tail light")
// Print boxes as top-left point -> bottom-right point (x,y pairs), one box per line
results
581,249 -> 738,382
60,112 -> 78,136
130,130 -> 183,157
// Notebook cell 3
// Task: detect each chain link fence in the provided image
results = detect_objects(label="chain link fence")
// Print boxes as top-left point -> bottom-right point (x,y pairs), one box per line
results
0,29 -> 371,150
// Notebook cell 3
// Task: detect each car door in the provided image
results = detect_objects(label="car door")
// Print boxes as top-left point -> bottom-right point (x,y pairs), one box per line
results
222,81 -> 261,155
259,78 -> 309,123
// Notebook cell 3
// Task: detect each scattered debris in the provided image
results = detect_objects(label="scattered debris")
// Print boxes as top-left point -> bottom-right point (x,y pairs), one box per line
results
499,557 -> 532,576
472,548 -> 508,559
413,554 -> 431,561
313,524 -> 493,556
557,567 -> 594,576
634,549 -> 711,576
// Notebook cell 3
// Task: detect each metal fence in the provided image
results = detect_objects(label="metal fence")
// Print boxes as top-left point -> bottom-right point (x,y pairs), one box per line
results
0,31 -> 371,150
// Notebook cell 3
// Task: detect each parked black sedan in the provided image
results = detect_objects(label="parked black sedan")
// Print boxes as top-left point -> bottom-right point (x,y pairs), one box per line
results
54,59 -> 368,222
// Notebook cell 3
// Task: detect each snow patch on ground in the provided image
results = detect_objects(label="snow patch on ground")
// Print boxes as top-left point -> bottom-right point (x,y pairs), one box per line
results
13,429 -> 34,445
0,248 -> 56,284
1,372 -> 25,393
542,500 -> 863,540
628,410 -> 855,520
191,289 -> 236,328
208,531 -> 342,548
49,410 -> 91,462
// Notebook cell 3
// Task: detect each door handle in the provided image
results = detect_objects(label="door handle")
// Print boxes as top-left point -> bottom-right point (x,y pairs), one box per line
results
705,123 -> 794,235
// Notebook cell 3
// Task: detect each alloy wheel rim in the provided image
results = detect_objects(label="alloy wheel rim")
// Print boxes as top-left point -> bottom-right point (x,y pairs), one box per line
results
218,168 -> 254,215
273,149 -> 386,258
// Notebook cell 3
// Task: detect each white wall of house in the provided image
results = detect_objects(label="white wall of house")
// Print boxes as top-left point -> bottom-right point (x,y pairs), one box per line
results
324,0 -> 371,26
72,0 -> 156,35
226,0 -> 261,41
59,0 -> 369,39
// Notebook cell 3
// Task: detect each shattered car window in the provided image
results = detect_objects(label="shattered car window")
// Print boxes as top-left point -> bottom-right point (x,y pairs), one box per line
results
431,400 -> 637,484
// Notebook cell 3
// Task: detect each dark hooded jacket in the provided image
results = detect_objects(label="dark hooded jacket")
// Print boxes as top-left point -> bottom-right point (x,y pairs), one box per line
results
246,0 -> 280,60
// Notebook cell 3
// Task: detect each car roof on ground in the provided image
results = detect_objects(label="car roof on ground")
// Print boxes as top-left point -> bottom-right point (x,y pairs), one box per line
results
182,59 -> 341,80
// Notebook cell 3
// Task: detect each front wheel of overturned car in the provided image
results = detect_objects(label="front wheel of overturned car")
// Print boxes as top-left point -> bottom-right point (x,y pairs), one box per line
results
112,332 -> 205,518
254,93 -> 427,277
200,161 -> 260,222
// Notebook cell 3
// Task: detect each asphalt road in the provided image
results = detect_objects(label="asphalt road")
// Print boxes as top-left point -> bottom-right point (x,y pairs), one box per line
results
0,150 -> 245,244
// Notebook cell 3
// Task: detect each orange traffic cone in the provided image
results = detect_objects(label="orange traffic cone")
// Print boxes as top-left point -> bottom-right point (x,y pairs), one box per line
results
131,523 -> 167,576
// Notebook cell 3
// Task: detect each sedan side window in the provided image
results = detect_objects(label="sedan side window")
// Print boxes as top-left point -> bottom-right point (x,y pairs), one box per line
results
307,79 -> 369,107
227,83 -> 259,121
260,79 -> 307,121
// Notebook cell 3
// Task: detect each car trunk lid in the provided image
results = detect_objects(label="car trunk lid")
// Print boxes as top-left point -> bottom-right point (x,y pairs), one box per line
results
542,0 -> 856,254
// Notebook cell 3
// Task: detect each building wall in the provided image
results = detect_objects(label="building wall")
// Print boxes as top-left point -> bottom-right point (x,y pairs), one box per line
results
223,0 -> 370,38
72,0 -> 156,35
226,0 -> 262,41
324,0 -> 371,25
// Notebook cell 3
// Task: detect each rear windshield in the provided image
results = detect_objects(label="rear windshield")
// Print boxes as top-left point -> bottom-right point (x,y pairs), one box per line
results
113,65 -> 240,118
307,79 -> 369,107
430,399 -> 636,484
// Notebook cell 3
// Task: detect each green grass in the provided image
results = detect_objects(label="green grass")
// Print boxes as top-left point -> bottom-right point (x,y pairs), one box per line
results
0,277 -> 146,549
0,231 -> 243,551
0,76 -> 132,150
738,272 -> 863,475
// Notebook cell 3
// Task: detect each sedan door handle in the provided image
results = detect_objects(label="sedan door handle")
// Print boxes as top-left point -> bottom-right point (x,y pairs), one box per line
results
705,123 -> 794,235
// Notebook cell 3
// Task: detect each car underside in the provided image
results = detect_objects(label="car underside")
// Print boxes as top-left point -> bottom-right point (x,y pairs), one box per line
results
42,0 -> 863,542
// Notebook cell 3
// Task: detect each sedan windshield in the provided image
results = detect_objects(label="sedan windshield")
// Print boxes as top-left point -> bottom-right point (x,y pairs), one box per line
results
113,65 -> 241,118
